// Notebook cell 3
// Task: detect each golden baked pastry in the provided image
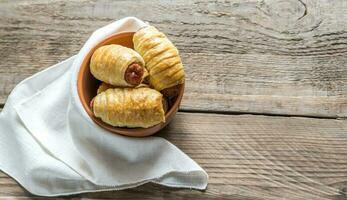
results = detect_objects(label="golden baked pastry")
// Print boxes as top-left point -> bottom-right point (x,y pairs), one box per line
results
96,82 -> 149,94
92,87 -> 165,128
97,82 -> 114,94
133,26 -> 185,95
90,44 -> 147,87
162,97 -> 168,113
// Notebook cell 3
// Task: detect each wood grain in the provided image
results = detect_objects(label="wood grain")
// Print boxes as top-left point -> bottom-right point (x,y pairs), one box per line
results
1,112 -> 347,199
1,0 -> 347,199
1,0 -> 347,117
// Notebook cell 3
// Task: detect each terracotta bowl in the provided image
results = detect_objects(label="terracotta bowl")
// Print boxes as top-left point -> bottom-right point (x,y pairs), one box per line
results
77,32 -> 184,137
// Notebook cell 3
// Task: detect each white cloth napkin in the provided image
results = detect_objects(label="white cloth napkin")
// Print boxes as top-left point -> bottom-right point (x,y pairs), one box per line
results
0,17 -> 208,196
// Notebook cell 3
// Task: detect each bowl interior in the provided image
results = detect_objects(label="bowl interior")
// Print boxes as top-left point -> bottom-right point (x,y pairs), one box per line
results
77,32 -> 184,137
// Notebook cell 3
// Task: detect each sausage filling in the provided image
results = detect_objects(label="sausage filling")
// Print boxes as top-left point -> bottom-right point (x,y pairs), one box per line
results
125,63 -> 144,86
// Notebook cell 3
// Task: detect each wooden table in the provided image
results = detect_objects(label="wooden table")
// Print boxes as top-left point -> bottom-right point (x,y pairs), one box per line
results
1,0 -> 347,199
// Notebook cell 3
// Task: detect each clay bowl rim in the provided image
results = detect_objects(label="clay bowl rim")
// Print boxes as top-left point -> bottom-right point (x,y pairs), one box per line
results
77,32 -> 184,137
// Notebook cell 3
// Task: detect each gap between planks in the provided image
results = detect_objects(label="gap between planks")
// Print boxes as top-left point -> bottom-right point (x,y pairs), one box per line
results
1,103 -> 345,120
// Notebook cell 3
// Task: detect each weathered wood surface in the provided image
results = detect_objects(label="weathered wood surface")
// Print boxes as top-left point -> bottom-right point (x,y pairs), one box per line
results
1,0 -> 347,117
1,0 -> 347,199
1,112 -> 347,199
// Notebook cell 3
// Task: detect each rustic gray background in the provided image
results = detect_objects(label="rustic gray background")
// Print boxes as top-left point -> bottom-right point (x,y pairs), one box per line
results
0,0 -> 347,199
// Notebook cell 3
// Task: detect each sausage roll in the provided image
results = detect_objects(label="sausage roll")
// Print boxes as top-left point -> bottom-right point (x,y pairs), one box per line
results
92,87 -> 165,128
97,82 -> 114,94
96,82 -> 150,94
90,44 -> 147,87
162,97 -> 168,113
133,26 -> 185,96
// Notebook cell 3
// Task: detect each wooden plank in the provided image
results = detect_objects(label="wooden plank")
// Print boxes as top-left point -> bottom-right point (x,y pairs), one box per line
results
1,112 -> 347,199
1,0 -> 347,117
